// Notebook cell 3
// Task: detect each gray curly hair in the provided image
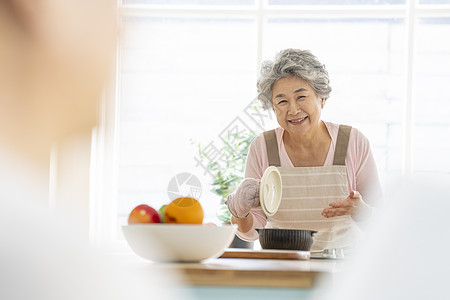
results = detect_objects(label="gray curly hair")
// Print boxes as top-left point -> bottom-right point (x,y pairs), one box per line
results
257,49 -> 332,110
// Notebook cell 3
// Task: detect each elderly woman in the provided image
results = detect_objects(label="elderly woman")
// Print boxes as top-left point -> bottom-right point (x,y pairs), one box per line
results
227,49 -> 382,250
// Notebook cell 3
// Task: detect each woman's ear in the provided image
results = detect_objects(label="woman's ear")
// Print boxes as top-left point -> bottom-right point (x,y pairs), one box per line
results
321,98 -> 325,108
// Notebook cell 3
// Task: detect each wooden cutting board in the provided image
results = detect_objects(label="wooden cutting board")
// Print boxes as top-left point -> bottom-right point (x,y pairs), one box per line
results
219,248 -> 310,260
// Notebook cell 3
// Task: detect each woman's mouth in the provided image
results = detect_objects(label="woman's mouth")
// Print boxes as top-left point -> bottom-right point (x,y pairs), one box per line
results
288,116 -> 308,125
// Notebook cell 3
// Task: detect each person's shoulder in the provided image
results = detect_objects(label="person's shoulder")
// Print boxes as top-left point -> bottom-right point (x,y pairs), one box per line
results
343,125 -> 371,153
324,121 -> 340,138
248,131 -> 266,153
325,121 -> 366,139
325,122 -> 371,150
252,131 -> 265,144
256,127 -> 284,140
348,126 -> 369,144
251,127 -> 283,150
326,121 -> 357,132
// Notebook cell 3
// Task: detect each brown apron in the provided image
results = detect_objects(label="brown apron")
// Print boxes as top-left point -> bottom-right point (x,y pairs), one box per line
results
263,125 -> 362,251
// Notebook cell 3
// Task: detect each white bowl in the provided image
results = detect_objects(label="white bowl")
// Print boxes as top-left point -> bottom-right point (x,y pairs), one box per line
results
122,224 -> 237,262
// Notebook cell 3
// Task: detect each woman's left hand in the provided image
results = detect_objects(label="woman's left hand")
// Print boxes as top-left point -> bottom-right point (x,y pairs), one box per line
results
322,190 -> 372,221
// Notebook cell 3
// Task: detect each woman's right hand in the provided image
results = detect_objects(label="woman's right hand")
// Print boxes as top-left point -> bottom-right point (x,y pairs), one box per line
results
226,178 -> 260,219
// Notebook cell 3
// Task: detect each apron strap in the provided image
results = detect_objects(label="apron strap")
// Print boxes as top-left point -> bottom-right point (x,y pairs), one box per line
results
263,130 -> 281,167
264,124 -> 352,167
333,125 -> 352,166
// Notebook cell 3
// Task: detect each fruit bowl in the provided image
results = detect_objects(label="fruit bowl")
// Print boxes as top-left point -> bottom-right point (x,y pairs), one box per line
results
122,224 -> 237,262
257,228 -> 317,251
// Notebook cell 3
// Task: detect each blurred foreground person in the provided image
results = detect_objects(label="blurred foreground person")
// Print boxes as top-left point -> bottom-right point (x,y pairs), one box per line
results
311,174 -> 450,300
0,0 -> 118,203
0,1 -> 188,299
0,0 -> 115,163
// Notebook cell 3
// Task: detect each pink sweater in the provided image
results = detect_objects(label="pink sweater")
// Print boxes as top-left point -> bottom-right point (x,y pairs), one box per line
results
234,121 -> 383,241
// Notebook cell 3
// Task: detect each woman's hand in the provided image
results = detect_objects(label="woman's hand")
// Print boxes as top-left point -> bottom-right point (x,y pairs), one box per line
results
226,178 -> 260,219
231,214 -> 254,234
322,190 -> 372,221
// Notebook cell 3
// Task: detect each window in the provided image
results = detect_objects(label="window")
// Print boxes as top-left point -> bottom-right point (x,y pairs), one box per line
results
414,17 -> 450,174
91,0 -> 450,249
117,15 -> 258,232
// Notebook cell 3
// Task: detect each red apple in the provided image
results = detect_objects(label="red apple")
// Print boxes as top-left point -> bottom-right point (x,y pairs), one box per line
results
128,204 -> 161,224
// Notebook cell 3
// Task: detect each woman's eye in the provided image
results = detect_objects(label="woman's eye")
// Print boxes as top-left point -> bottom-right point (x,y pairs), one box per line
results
277,100 -> 287,104
297,96 -> 305,100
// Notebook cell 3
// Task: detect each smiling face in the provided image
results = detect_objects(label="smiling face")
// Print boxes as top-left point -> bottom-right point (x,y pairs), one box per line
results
272,76 -> 324,137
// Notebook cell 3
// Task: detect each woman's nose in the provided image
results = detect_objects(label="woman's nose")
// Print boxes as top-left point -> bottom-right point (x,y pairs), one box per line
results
288,101 -> 301,115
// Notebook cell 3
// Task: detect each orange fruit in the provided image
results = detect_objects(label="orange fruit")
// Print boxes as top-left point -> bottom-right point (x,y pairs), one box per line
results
164,197 -> 204,224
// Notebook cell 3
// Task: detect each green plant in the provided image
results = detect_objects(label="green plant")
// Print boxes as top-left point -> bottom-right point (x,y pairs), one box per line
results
196,131 -> 256,223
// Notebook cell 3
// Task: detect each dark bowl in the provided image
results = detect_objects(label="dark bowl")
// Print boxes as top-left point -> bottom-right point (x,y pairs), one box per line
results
256,228 -> 317,251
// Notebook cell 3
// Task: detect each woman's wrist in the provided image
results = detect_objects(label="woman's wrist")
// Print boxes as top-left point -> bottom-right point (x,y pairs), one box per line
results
352,200 -> 373,223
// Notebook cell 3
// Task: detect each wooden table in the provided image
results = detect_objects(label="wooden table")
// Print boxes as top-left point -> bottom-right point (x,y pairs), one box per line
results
115,250 -> 345,300
152,249 -> 345,289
